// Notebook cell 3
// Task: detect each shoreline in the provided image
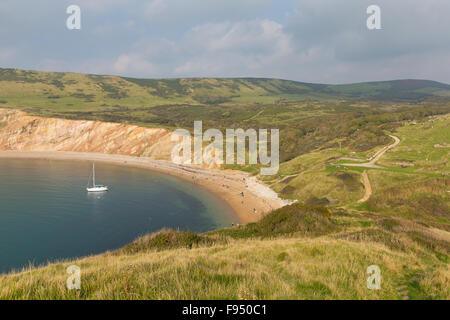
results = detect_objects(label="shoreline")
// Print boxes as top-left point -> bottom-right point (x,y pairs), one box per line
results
0,151 -> 289,224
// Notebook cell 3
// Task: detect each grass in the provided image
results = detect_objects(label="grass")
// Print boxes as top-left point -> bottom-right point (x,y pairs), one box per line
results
380,114 -> 450,174
0,238 -> 424,299
262,113 -> 449,226
362,115 -> 450,225
266,148 -> 366,206
367,171 -> 449,223
0,203 -> 448,300
209,204 -> 340,239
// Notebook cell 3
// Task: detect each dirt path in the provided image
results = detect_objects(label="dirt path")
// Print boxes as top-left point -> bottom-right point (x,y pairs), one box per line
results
368,135 -> 401,165
340,135 -> 400,203
339,135 -> 400,169
245,109 -> 264,122
358,171 -> 372,203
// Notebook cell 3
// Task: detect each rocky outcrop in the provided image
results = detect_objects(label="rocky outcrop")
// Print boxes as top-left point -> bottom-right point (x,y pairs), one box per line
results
0,109 -> 179,160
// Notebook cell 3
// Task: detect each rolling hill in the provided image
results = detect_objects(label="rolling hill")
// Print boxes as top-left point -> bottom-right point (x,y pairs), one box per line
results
1,68 -> 450,119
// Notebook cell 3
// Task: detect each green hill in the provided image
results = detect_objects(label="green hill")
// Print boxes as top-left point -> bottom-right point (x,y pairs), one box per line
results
1,69 -> 448,123
1,68 -> 450,120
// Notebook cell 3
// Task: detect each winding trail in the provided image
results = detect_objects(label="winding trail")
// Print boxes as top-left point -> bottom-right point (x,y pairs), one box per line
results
357,171 -> 372,203
367,135 -> 401,165
339,135 -> 400,203
339,135 -> 401,169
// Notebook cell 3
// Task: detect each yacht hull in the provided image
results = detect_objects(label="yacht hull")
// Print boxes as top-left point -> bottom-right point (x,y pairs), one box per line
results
86,186 -> 109,192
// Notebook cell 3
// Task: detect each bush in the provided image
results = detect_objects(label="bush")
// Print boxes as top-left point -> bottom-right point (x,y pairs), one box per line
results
118,229 -> 222,254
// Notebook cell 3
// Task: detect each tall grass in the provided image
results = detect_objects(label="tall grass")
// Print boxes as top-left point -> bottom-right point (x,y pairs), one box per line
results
0,204 -> 448,300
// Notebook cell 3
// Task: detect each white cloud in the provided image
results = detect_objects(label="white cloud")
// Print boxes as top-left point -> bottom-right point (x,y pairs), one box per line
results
138,0 -> 273,26
171,19 -> 293,77
113,54 -> 157,75
201,20 -> 292,55
143,0 -> 167,17
104,19 -> 294,78
0,48 -> 16,64
75,0 -> 134,12
287,0 -> 450,62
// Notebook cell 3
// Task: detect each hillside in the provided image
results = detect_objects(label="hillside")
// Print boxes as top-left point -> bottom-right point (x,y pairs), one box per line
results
0,204 -> 448,299
268,114 -> 450,228
1,68 -> 450,122
2,68 -> 450,163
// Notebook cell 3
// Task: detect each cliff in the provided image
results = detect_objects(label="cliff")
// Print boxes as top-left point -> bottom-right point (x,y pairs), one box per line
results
0,109 -> 178,160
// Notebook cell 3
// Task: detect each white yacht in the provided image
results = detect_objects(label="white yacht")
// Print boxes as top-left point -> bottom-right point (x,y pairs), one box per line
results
86,163 -> 109,192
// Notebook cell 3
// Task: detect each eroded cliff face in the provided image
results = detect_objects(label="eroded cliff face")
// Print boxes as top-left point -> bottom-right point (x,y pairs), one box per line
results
0,109 -> 179,160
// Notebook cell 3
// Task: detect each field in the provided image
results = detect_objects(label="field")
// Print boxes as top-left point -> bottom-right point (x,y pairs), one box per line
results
266,114 -> 449,228
367,115 -> 449,223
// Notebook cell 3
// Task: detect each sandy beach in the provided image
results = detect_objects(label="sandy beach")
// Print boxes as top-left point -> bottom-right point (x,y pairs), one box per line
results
0,151 -> 290,224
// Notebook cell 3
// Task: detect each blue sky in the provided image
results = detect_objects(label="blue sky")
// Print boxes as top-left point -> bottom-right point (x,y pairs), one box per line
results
1,0 -> 449,84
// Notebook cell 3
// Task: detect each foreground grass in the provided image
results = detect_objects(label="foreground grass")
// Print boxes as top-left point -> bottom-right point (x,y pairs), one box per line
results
2,237 -> 448,300
1,204 -> 448,300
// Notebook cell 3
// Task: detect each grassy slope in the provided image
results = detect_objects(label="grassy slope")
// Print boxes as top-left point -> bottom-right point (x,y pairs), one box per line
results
0,204 -> 448,299
267,114 -> 449,228
366,114 -> 450,223
1,68 -> 450,118
2,68 -> 450,113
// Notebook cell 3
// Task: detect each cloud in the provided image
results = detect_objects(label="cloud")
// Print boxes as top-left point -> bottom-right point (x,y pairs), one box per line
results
0,48 -> 16,64
186,20 -> 291,57
143,0 -> 167,17
286,0 -> 450,62
110,19 -> 294,78
113,54 -> 157,75
178,20 -> 292,76
1,0 -> 450,83
139,0 -> 274,27
75,0 -> 135,12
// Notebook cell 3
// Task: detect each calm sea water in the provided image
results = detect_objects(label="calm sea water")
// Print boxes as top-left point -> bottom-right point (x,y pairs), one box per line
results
0,158 -> 238,274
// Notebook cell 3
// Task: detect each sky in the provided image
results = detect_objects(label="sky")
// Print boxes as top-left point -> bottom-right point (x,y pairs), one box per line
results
1,0 -> 450,84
